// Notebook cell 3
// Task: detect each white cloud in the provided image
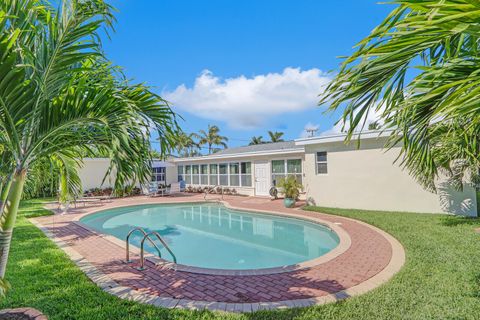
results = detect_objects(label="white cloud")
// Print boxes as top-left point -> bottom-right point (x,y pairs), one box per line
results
163,68 -> 331,130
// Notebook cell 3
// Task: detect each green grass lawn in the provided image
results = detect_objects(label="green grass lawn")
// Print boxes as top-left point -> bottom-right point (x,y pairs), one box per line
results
0,200 -> 479,319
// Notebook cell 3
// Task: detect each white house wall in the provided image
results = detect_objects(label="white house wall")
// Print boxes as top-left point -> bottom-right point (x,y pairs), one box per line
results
78,158 -> 116,190
302,138 -> 478,216
175,153 -> 305,198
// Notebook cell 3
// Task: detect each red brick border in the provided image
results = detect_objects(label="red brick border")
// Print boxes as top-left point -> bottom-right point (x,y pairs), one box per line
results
31,195 -> 405,312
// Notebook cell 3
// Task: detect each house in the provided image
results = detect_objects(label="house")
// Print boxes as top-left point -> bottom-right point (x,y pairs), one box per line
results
78,131 -> 478,216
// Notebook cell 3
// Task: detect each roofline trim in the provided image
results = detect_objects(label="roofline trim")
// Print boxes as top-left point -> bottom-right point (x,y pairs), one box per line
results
294,129 -> 395,146
172,148 -> 305,162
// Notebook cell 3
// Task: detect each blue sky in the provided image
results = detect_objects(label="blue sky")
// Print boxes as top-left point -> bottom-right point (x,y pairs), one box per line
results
102,0 -> 392,150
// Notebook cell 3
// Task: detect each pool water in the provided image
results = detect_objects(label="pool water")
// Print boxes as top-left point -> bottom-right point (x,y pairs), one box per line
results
80,203 -> 339,270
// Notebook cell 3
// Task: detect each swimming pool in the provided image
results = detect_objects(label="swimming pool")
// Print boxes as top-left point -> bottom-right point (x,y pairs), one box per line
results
80,203 -> 340,270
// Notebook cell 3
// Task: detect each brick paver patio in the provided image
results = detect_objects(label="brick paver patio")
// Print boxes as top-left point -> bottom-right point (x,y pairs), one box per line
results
31,194 -> 404,311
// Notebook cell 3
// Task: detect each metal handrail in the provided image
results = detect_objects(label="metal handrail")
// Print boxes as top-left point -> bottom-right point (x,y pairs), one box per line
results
204,185 -> 224,200
138,231 -> 177,270
125,227 -> 162,263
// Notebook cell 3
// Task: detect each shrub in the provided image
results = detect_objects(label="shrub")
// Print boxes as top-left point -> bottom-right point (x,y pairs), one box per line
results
277,176 -> 303,200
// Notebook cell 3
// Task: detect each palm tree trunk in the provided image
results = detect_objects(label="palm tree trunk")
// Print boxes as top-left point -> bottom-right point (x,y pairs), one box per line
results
0,169 -> 26,278
0,175 -> 13,214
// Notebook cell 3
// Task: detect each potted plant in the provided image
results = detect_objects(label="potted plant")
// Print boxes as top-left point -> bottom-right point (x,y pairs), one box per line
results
277,176 -> 303,208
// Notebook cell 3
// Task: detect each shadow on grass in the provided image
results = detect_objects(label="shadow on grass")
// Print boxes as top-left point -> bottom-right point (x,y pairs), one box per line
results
439,216 -> 480,227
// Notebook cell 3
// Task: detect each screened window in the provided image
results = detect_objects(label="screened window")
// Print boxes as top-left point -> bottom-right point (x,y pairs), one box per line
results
192,165 -> 200,184
271,159 -> 302,185
200,164 -> 209,185
185,165 -> 192,184
151,167 -> 166,182
240,162 -> 252,187
316,152 -> 328,174
229,163 -> 240,186
271,160 -> 285,186
219,164 -> 228,186
209,164 -> 218,185
287,159 -> 302,184
178,165 -> 184,182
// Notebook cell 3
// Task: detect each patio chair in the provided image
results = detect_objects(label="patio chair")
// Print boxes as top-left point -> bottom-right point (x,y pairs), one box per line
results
148,182 -> 172,197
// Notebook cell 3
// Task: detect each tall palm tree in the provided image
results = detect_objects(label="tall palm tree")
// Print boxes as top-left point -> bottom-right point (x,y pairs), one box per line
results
319,0 -> 480,191
175,132 -> 200,157
198,125 -> 228,154
249,136 -> 264,145
268,131 -> 285,143
0,0 -> 178,281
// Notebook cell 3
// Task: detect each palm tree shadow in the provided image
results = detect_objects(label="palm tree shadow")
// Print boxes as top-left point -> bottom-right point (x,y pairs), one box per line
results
440,216 -> 480,227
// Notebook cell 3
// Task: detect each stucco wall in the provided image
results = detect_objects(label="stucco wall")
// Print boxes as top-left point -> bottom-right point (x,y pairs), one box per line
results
78,158 -> 116,190
78,158 -> 178,191
303,138 -> 478,216
166,165 -> 178,185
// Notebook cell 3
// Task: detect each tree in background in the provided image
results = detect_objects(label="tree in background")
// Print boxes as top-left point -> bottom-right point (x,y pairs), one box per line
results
0,0 -> 178,283
319,0 -> 480,191
175,132 -> 200,157
198,125 -> 228,154
368,121 -> 380,131
249,136 -> 264,145
268,131 -> 285,143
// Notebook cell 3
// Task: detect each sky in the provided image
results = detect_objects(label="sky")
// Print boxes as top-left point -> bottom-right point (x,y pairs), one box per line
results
102,0 -> 393,151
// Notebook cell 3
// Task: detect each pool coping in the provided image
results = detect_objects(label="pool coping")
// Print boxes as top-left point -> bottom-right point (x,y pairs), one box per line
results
72,200 -> 351,276
30,196 -> 406,313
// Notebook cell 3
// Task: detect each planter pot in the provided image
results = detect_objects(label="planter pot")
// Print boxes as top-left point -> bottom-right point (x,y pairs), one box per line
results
283,198 -> 296,208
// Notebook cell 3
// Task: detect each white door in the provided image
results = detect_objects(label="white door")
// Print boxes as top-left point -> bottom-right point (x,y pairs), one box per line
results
254,161 -> 270,196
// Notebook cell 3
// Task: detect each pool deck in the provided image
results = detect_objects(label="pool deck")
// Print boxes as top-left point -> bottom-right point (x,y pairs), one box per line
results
31,194 -> 405,313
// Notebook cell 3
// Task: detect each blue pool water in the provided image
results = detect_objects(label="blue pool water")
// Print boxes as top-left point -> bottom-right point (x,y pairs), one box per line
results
80,203 -> 339,270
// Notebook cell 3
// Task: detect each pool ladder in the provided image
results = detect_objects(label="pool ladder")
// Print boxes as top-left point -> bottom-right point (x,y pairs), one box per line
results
125,227 -> 177,270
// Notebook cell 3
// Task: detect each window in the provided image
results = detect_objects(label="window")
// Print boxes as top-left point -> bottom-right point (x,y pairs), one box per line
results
192,165 -> 199,184
151,166 -> 166,182
200,164 -> 209,185
181,161 -> 252,187
271,160 -> 285,186
316,152 -> 328,174
229,163 -> 240,186
287,159 -> 302,184
185,165 -> 191,184
219,163 -> 228,186
241,162 -> 252,187
178,165 -> 184,182
271,159 -> 303,185
209,164 -> 218,185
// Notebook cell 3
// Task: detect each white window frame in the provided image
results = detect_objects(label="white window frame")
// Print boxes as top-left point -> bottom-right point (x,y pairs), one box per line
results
181,161 -> 253,187
271,157 -> 303,186
316,151 -> 328,175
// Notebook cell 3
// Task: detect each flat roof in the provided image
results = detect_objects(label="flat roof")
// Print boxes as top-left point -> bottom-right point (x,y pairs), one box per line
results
294,129 -> 394,146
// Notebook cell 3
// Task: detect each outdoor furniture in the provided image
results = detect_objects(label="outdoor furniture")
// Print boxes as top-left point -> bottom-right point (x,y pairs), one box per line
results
148,182 -> 169,197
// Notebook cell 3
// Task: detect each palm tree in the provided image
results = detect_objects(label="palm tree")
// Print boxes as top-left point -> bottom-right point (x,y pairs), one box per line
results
268,131 -> 285,143
198,125 -> 228,154
0,0 -> 178,280
319,0 -> 480,191
249,136 -> 264,145
368,121 -> 380,131
175,132 -> 200,157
